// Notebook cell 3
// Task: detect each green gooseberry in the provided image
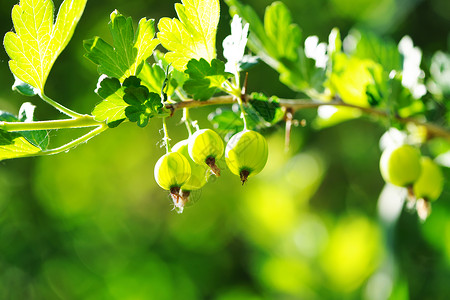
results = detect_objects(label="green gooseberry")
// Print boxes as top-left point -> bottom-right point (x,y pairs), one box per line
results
413,157 -> 444,201
154,152 -> 191,211
172,140 -> 210,200
379,144 -> 421,187
188,129 -> 224,176
225,130 -> 268,184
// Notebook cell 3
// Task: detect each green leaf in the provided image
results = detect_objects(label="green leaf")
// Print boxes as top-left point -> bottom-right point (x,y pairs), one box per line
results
4,0 -> 87,92
124,93 -> 162,128
351,30 -> 402,73
157,0 -> 220,71
122,77 -> 146,106
123,77 -> 167,127
0,112 -> 19,145
208,105 -> 263,138
208,108 -> 245,138
12,76 -> 38,97
18,102 -> 50,150
264,2 -> 302,61
0,112 -> 41,161
84,11 -> 159,81
227,0 -> 317,93
249,93 -> 283,124
183,59 -> 233,100
138,63 -> 177,96
153,50 -> 188,88
387,73 -> 425,118
93,76 -> 168,128
227,0 -> 301,63
92,76 -> 128,128
314,106 -> 363,129
328,54 -> 383,107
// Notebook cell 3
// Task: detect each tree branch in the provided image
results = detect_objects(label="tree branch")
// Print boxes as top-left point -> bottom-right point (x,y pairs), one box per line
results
165,95 -> 450,140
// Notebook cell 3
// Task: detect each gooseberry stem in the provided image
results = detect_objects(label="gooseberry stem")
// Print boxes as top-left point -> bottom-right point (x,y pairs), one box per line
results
162,117 -> 171,153
182,108 -> 193,136
236,96 -> 248,130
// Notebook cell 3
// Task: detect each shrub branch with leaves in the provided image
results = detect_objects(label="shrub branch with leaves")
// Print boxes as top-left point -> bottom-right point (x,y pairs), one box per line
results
1,0 -> 449,216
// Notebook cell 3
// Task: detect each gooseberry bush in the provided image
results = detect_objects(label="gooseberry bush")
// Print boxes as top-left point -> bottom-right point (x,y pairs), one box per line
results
1,0 -> 449,216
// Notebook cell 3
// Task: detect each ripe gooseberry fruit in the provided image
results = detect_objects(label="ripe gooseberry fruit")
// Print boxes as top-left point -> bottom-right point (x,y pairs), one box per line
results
188,129 -> 224,176
172,140 -> 210,206
154,152 -> 191,212
413,157 -> 444,202
379,144 -> 421,187
225,130 -> 268,184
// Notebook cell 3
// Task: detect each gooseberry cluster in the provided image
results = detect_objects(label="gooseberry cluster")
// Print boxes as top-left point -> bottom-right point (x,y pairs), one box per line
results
154,128 -> 268,212
379,144 -> 444,220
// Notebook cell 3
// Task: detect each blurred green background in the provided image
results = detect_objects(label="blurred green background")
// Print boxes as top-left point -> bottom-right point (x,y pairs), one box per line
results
0,0 -> 449,299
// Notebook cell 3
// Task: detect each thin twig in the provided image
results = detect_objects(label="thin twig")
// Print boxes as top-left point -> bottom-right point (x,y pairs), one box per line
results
164,95 -> 450,140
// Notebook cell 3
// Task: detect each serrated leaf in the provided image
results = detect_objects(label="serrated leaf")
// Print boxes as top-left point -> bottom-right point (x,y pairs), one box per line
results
138,63 -> 177,95
264,2 -> 302,61
84,11 -> 159,81
387,73 -> 425,118
227,0 -> 301,63
4,0 -> 87,92
328,54 -> 383,107
351,30 -> 402,72
12,76 -> 38,97
18,102 -> 50,150
0,112 -> 41,161
123,78 -> 150,106
183,58 -> 233,100
92,76 -> 127,127
226,0 -> 320,93
122,77 -> 166,127
157,0 -> 220,71
123,77 -> 166,127
0,135 -> 41,161
0,112 -> 20,145
124,92 -> 164,128
208,108 -> 245,137
249,93 -> 283,123
153,50 -> 188,88
93,76 -> 167,128
208,105 -> 262,138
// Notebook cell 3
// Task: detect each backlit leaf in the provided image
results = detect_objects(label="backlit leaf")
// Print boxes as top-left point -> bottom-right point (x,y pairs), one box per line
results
157,0 -> 220,71
18,102 -> 50,150
0,112 -> 41,161
183,58 -> 232,100
4,0 -> 87,92
138,63 -> 177,96
84,11 -> 159,81
92,76 -> 128,128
